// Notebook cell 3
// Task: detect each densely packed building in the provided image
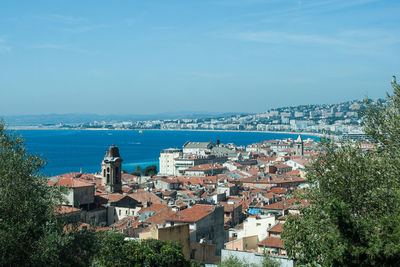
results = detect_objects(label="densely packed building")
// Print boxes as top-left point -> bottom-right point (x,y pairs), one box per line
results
44,98 -> 384,138
48,136 -> 348,265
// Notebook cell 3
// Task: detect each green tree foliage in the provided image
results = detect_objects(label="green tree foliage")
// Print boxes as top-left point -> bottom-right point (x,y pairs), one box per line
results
132,165 -> 141,176
94,232 -> 190,267
143,165 -> 157,177
218,254 -> 280,267
282,78 -> 400,266
261,255 -> 281,267
0,122 -> 97,266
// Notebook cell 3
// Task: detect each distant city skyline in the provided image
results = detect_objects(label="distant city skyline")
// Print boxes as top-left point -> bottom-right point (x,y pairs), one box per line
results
1,0 -> 399,115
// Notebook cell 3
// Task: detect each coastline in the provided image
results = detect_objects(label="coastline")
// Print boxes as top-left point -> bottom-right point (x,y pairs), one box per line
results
7,125 -> 329,138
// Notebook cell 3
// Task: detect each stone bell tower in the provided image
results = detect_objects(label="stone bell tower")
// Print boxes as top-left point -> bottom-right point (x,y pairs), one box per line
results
295,135 -> 304,156
101,145 -> 123,194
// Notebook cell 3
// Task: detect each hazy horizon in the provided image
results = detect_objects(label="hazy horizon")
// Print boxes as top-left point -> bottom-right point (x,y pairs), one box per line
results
1,0 -> 399,116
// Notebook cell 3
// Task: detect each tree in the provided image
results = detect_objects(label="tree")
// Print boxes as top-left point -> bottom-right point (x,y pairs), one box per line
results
0,121 -> 97,266
218,254 -> 280,267
143,165 -> 157,177
132,165 -> 141,176
94,233 -> 190,267
218,255 -> 252,267
261,254 -> 281,267
282,78 -> 400,266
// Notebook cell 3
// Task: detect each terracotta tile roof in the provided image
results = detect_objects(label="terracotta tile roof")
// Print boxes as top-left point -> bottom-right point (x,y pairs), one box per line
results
138,203 -> 168,214
122,186 -> 133,194
274,163 -> 292,169
264,199 -> 296,210
269,187 -> 287,194
55,205 -> 80,214
219,202 -> 242,212
129,190 -> 166,205
187,176 -> 217,185
110,216 -> 141,231
168,204 -> 215,223
186,163 -> 224,171
288,158 -> 311,167
258,237 -> 284,248
107,193 -> 125,203
162,190 -> 176,196
161,178 -> 179,184
58,172 -> 83,178
269,223 -> 284,233
54,177 -> 94,188
145,207 -> 176,225
286,169 -> 301,176
122,173 -> 138,181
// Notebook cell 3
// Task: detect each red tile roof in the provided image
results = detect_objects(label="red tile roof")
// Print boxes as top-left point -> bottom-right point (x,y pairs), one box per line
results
185,163 -> 224,171
55,205 -> 80,214
269,187 -> 287,194
269,223 -> 284,233
168,204 -> 215,223
138,203 -> 168,214
258,237 -> 284,248
145,207 -> 176,225
54,177 -> 94,188
129,190 -> 166,205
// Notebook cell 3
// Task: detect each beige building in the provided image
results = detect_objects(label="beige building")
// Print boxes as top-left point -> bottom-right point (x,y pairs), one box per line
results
139,224 -> 190,260
225,235 -> 258,252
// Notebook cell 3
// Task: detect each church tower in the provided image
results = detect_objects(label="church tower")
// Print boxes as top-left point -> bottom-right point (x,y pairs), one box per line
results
295,135 -> 304,156
101,145 -> 123,194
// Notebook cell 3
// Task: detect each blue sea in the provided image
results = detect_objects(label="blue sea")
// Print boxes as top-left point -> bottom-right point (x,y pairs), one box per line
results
15,130 -> 319,176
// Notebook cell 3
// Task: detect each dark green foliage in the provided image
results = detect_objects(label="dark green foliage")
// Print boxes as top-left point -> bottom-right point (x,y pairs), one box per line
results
94,233 -> 190,267
143,165 -> 157,177
132,165 -> 141,176
218,254 -> 280,267
282,78 -> 400,266
0,122 -> 97,266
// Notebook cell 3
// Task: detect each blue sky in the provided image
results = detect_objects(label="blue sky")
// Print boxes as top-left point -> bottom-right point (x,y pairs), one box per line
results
1,0 -> 399,115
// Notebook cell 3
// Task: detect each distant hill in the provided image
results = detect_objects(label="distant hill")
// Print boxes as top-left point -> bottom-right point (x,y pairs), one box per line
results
2,112 -> 241,126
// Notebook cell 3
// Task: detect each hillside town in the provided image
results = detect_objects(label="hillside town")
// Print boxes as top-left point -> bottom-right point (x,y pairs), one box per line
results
38,98 -> 381,137
47,136 -> 373,265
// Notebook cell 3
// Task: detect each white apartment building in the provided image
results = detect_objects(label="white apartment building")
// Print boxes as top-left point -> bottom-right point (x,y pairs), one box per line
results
229,215 -> 276,241
158,148 -> 182,176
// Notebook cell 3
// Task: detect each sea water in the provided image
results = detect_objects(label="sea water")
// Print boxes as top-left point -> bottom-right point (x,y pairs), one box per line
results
15,129 -> 318,176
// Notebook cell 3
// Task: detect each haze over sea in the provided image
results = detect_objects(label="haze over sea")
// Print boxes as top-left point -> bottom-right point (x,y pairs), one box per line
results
17,130 -> 319,176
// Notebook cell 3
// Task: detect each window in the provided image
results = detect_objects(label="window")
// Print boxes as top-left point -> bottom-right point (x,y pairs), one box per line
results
119,210 -> 121,216
126,210 -> 128,215
256,223 -> 261,226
